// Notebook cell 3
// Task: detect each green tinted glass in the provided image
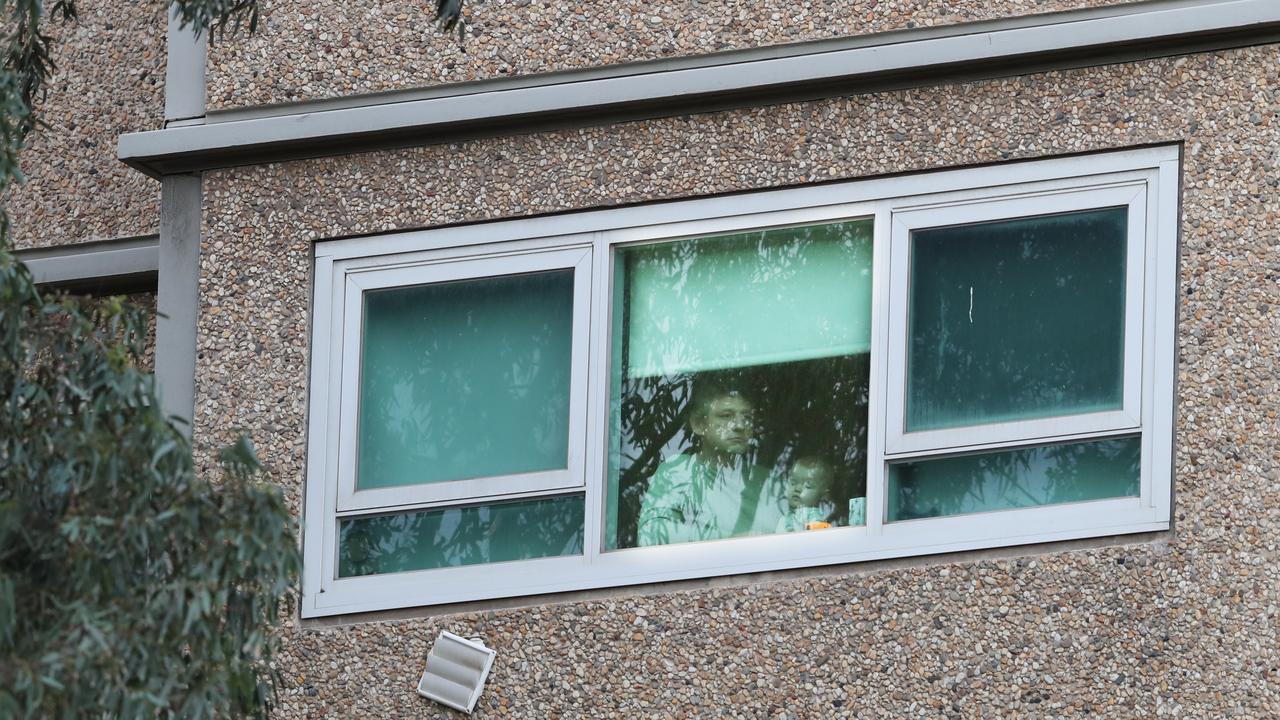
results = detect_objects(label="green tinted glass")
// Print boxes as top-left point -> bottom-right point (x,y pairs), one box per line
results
906,208 -> 1127,432
621,221 -> 875,377
357,269 -> 574,489
338,495 -> 584,577
606,219 -> 874,549
887,436 -> 1140,521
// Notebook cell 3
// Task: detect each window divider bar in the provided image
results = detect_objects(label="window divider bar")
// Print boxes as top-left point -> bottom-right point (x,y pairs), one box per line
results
864,201 -> 895,536
583,231 -> 612,562
332,487 -> 589,520
882,425 -> 1144,464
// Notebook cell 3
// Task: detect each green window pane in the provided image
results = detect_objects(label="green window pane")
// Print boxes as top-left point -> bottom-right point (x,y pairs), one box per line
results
623,220 -> 875,377
358,269 -> 574,489
607,219 -> 874,549
887,436 -> 1140,521
338,495 -> 584,577
907,208 -> 1127,432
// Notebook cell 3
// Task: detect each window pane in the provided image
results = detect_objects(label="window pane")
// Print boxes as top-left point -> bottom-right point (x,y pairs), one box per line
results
906,208 -> 1127,432
624,221 -> 874,376
607,219 -> 874,549
357,270 -> 574,489
887,436 -> 1140,521
338,495 -> 584,577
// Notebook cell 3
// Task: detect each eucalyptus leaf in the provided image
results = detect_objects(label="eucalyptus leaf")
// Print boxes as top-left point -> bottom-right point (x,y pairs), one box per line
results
0,250 -> 299,719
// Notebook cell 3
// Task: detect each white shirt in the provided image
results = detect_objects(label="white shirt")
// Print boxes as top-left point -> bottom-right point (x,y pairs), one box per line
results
637,454 -> 786,546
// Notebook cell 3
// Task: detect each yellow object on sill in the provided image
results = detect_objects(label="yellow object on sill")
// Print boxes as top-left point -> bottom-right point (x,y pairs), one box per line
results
805,521 -> 832,531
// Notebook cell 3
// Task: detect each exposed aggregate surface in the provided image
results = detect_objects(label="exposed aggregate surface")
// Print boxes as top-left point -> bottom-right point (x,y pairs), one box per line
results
199,45 -> 1280,718
5,0 -> 166,249
206,0 -> 1135,110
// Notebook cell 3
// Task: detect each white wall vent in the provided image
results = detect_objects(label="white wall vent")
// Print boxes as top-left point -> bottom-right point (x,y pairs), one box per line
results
417,631 -> 497,714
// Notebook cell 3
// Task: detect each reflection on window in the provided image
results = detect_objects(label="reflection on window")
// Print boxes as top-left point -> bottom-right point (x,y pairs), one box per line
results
887,436 -> 1140,521
357,270 -> 574,489
338,495 -> 584,577
907,208 -> 1127,432
607,219 -> 874,549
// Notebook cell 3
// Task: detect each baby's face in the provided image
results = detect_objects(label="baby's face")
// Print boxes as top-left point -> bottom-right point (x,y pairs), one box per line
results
788,462 -> 834,508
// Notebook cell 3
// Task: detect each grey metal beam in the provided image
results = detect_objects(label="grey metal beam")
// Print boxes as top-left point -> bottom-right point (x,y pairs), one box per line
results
156,174 -> 202,434
16,235 -> 159,294
164,5 -> 207,124
119,0 -> 1280,177
160,0 -> 209,433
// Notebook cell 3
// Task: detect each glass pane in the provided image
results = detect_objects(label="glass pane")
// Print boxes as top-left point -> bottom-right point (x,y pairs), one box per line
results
607,219 -> 874,549
887,436 -> 1140,521
624,221 -> 874,377
357,269 -> 574,489
338,495 -> 584,577
907,208 -> 1127,432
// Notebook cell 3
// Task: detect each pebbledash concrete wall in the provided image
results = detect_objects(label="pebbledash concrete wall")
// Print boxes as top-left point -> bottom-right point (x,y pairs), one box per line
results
4,1 -> 166,250
204,0 -> 1137,110
194,41 -> 1280,717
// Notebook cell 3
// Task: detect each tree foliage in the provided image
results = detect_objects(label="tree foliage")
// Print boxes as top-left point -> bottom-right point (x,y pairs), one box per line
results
0,0 -> 473,713
0,250 -> 302,717
0,1 -> 311,717
0,257 -> 300,719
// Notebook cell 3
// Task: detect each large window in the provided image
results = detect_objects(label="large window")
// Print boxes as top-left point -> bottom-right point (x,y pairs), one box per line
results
303,147 -> 1178,617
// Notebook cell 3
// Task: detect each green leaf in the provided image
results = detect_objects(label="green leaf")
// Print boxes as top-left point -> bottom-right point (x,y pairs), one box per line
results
0,245 -> 299,716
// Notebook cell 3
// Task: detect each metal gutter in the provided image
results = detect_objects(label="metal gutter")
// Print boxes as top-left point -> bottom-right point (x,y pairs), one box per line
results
119,0 -> 1280,176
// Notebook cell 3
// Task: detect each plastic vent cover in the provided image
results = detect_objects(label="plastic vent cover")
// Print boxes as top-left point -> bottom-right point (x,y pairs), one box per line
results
417,631 -> 497,714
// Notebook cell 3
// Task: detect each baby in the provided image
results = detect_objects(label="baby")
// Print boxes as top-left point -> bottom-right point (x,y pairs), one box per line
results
775,456 -> 840,533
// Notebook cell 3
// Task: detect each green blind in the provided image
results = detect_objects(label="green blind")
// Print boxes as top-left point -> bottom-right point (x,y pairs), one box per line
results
623,219 -> 874,378
357,269 -> 574,489
906,208 -> 1127,432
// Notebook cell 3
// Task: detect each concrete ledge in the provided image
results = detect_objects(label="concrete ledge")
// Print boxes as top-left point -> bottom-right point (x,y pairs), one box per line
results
119,0 -> 1280,177
16,235 -> 159,295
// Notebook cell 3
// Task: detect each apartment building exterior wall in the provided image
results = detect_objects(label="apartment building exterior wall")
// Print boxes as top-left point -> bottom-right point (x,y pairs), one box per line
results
204,0 -> 1138,109
7,0 -> 166,251
12,0 -> 1280,717
197,44 -> 1277,717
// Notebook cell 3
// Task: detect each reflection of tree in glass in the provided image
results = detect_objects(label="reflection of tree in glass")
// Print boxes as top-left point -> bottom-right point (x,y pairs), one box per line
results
358,270 -> 574,489
611,357 -> 870,547
338,495 -> 584,577
610,220 -> 874,548
889,437 -> 1141,520
907,208 -> 1128,431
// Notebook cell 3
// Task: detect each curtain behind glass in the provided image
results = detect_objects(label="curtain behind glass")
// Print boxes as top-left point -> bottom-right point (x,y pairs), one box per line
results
624,221 -> 874,377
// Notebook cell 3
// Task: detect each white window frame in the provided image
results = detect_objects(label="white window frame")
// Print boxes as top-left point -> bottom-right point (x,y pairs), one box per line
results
327,241 -> 594,515
883,182 -> 1148,457
302,146 -> 1178,618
